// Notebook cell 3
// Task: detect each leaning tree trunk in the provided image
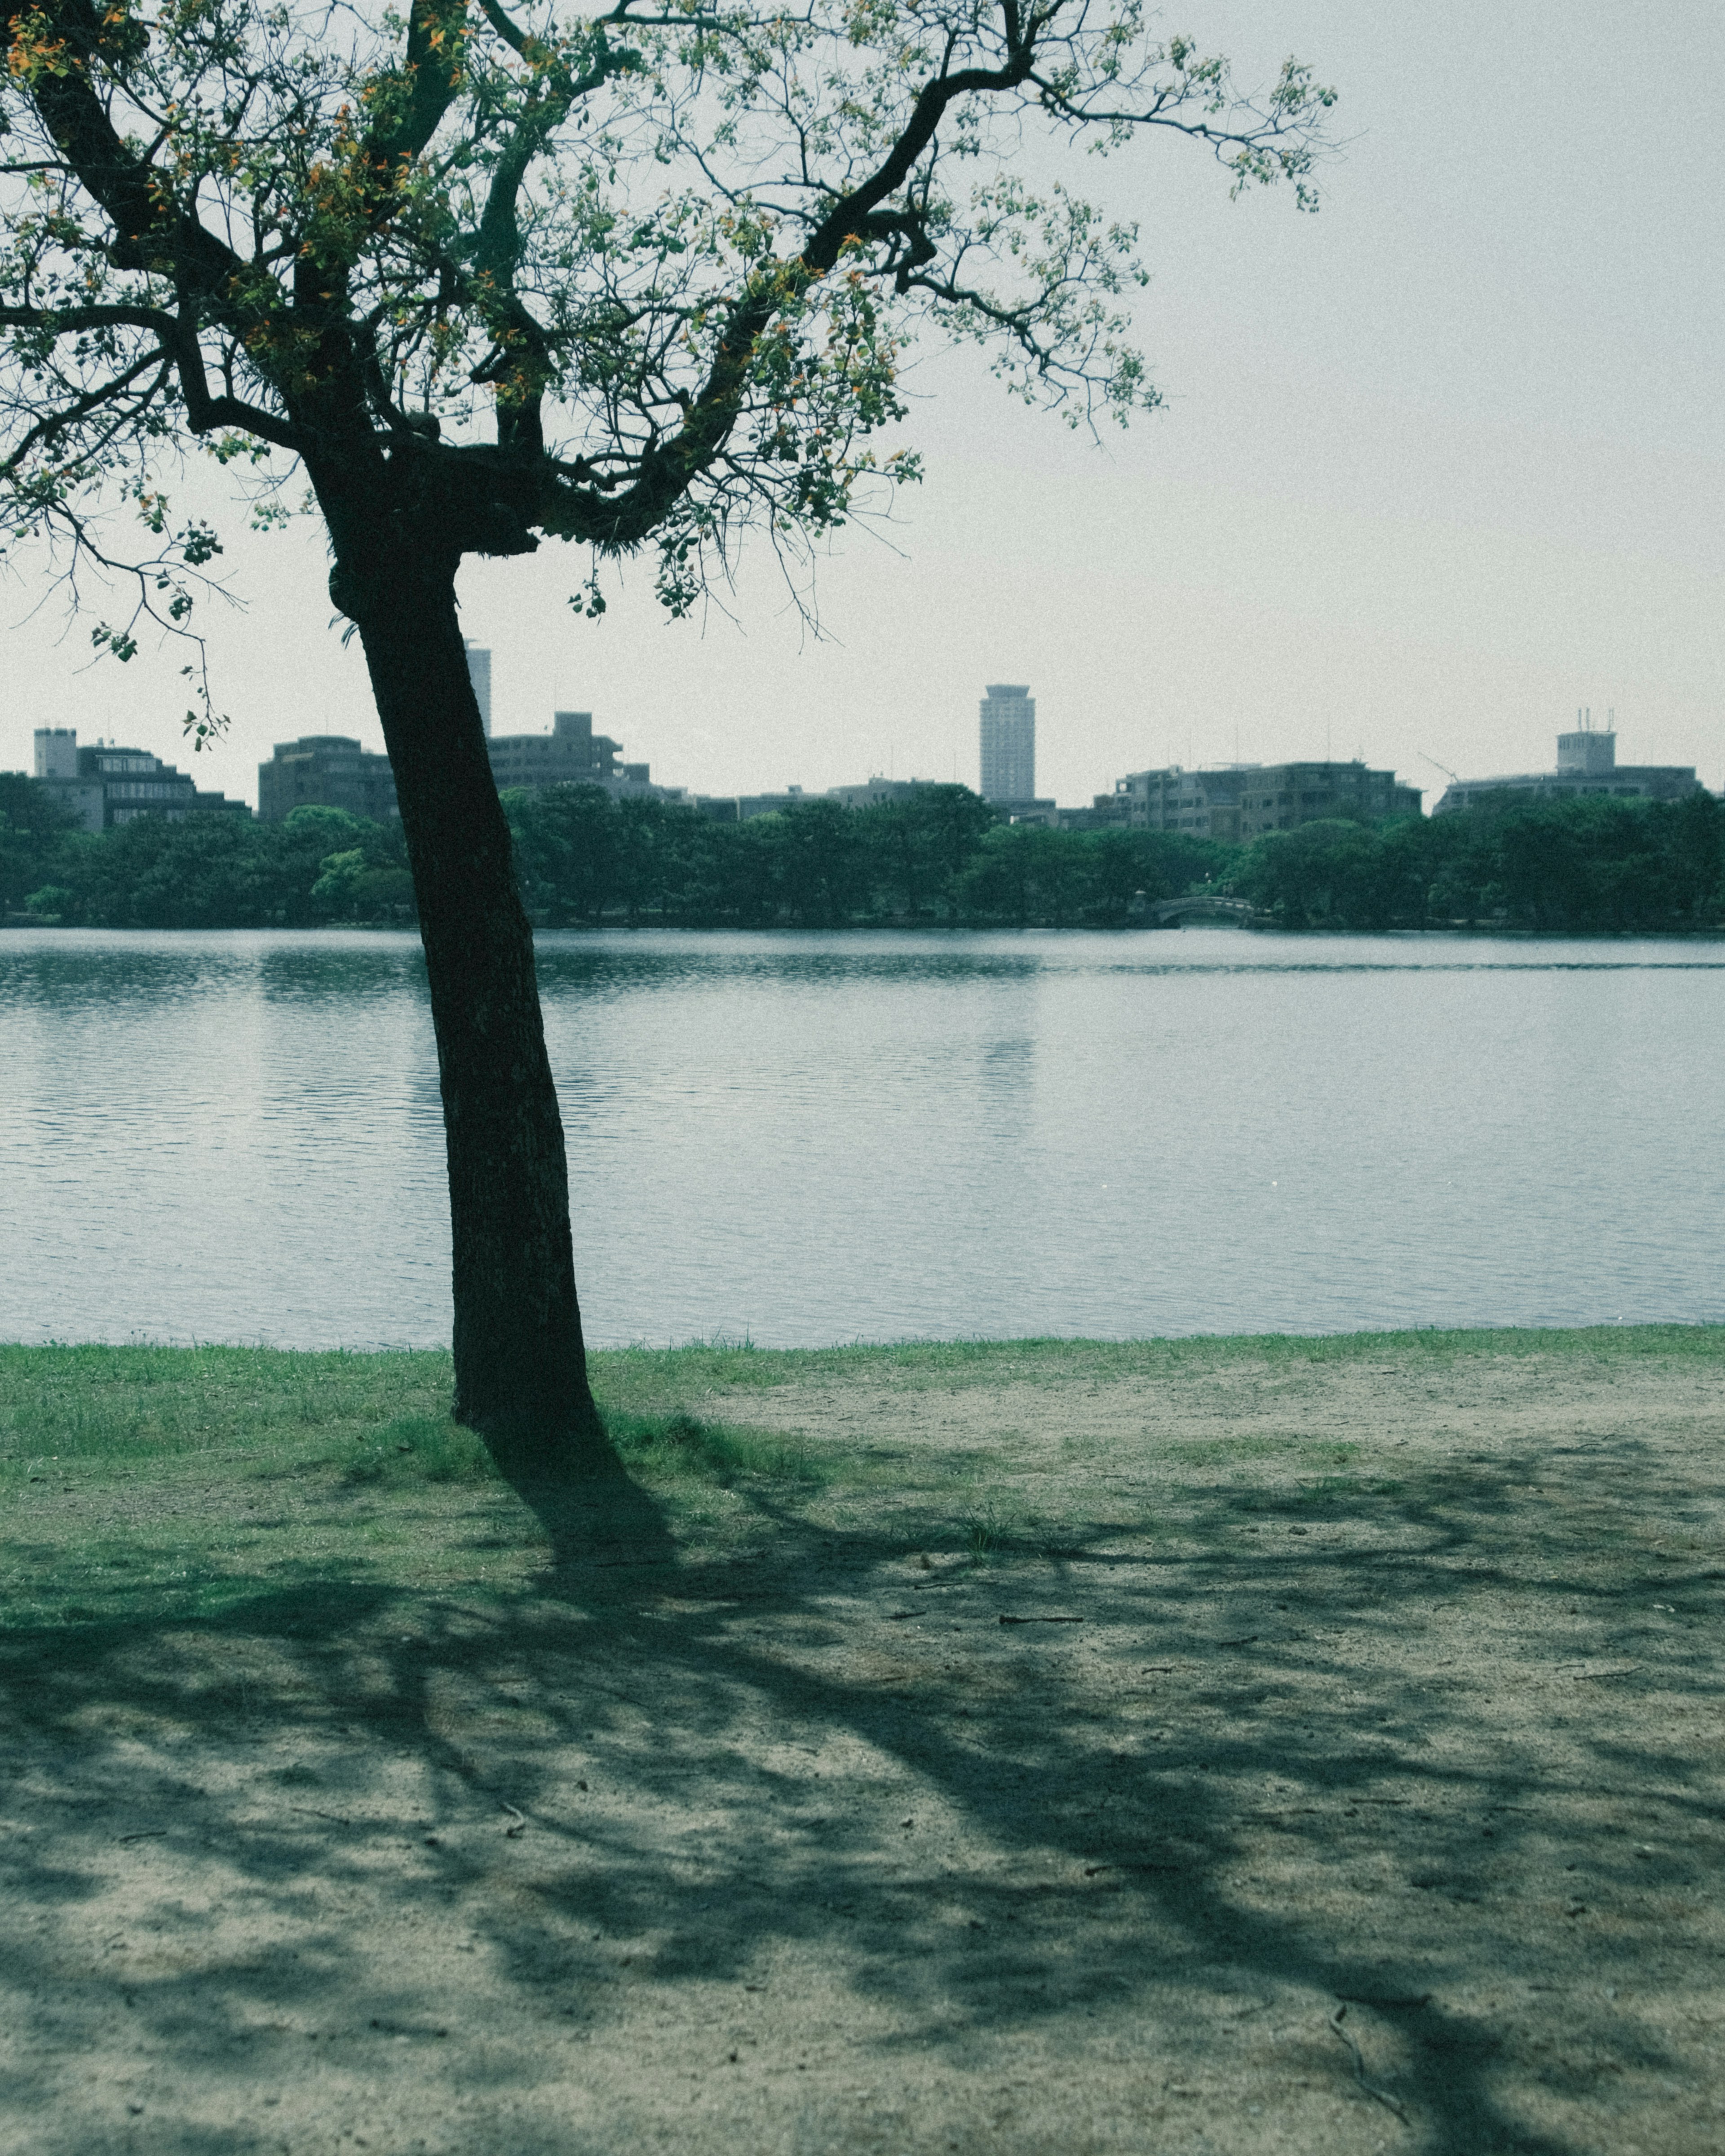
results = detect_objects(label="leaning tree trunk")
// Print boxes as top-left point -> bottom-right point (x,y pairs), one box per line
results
341,545 -> 609,1475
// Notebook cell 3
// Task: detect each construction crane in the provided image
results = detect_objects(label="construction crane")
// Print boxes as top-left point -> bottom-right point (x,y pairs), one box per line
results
1418,751 -> 1460,784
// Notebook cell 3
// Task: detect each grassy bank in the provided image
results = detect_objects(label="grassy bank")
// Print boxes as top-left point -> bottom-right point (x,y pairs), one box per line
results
4,1325 -> 1720,1632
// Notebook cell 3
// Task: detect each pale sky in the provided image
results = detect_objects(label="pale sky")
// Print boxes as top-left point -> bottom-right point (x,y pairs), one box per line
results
3,0 -> 1720,814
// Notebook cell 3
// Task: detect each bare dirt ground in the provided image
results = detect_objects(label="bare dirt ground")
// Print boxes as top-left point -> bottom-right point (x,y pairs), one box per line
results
4,1339 -> 1723,2155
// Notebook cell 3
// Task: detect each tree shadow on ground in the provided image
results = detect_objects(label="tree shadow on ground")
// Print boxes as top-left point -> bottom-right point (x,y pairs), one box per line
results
2,1442 -> 1719,2155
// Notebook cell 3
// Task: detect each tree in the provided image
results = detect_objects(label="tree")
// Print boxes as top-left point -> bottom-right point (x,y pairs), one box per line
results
0,0 -> 1335,1476
0,770 -> 75,911
502,782 -> 623,921
857,784 -> 995,919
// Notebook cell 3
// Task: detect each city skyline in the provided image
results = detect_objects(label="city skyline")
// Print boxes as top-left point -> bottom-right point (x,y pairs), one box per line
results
0,2 -> 1717,814
22,690 -> 1719,826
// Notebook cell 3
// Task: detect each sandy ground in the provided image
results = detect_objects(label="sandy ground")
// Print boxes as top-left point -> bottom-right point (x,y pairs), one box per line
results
3,1343 -> 1724,2155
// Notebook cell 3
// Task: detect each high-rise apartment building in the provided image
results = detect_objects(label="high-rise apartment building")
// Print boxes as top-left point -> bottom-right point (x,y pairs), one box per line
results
979,684 -> 1036,804
464,642 -> 492,736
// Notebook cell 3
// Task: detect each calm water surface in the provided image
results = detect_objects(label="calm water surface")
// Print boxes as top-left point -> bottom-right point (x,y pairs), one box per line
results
2,928 -> 1721,1348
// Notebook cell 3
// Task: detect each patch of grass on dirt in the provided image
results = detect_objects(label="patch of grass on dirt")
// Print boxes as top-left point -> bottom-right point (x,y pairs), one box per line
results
4,1326 -> 1723,1637
589,1321 -> 1725,1407
606,1408 -> 830,1485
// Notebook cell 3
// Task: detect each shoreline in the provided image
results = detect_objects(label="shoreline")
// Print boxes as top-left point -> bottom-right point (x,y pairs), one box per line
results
9,915 -> 1725,939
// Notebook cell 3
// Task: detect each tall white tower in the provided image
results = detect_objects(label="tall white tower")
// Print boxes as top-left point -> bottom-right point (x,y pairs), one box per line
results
979,684 -> 1035,803
464,642 -> 493,737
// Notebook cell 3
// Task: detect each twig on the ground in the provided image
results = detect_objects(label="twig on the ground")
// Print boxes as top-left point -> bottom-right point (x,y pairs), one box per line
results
998,1614 -> 1083,1626
1329,2004 -> 1410,2124
116,1829 -> 168,1843
288,1805 -> 352,1826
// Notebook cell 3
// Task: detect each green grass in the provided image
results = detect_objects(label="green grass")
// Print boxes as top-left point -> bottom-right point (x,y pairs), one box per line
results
5,1324 -> 1721,1493
591,1321 -> 1725,1403
4,1326 -> 1720,1634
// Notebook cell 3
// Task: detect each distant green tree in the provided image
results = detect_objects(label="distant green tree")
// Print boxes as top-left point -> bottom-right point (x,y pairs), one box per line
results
612,795 -> 714,924
1422,794 -> 1716,932
856,786 -> 997,918
1086,828 -> 1236,922
278,806 -> 411,923
309,848 -> 417,921
502,785 -> 622,924
743,800 -> 869,927
0,772 -> 78,912
58,813 -> 266,927
956,824 -> 1073,926
1668,790 -> 1725,914
1233,817 -> 1397,928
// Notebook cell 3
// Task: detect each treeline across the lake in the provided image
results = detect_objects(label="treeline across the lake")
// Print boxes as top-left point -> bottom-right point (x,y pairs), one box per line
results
0,778 -> 1227,930
4,771 -> 1722,934
0,784 -> 416,929
1231,789 -> 1725,933
503,784 -> 1229,928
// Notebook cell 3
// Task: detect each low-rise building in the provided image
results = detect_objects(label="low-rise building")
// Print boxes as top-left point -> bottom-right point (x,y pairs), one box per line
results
1000,800 -> 1060,828
1105,759 -> 1420,842
826,777 -> 936,810
1431,721 -> 1701,816
258,735 -> 399,823
37,728 -> 251,831
692,787 -> 806,823
1055,798 -> 1136,832
487,709 -> 680,801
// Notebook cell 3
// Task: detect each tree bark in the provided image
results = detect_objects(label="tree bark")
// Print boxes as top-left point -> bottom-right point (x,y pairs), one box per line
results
345,548 -> 610,1475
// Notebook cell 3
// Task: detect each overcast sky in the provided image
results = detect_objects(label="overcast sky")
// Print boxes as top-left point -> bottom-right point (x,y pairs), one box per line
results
4,0 -> 1720,813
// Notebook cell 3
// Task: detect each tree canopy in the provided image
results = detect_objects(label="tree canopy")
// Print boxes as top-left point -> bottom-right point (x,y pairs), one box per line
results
0,0 -> 1334,671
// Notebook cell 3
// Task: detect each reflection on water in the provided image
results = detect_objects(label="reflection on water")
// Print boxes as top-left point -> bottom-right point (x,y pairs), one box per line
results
3,927 -> 1722,1348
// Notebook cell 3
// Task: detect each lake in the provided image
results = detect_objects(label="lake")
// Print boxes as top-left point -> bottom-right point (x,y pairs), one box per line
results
2,927 -> 1721,1349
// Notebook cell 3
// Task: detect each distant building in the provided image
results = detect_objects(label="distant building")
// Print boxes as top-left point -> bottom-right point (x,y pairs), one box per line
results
979,685 -> 1036,806
258,736 -> 399,823
487,709 -> 680,801
1054,799 -> 1136,832
464,643 -> 492,737
826,777 -> 935,811
1104,760 -> 1421,842
36,729 -> 251,831
692,787 -> 805,823
1431,718 -> 1701,816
